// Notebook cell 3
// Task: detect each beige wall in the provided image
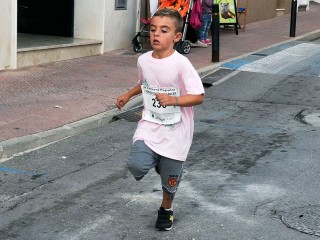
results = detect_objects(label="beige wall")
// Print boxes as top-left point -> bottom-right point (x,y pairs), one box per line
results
0,0 -> 17,70
277,0 -> 289,8
284,0 -> 292,14
237,0 -> 278,24
275,0 -> 291,15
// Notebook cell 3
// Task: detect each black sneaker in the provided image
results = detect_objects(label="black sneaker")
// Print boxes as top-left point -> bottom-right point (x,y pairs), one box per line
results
155,207 -> 173,231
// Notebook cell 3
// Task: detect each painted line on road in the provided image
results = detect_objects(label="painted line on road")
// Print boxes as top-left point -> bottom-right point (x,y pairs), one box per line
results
238,43 -> 320,74
211,70 -> 240,86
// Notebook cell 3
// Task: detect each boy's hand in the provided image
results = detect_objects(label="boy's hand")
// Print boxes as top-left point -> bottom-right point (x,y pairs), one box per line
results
116,93 -> 130,110
155,93 -> 176,107
116,84 -> 143,110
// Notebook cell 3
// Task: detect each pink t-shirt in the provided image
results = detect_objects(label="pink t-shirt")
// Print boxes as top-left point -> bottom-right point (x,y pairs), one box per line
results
133,51 -> 205,161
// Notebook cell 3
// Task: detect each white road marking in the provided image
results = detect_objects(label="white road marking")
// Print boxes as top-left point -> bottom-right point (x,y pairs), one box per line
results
238,43 -> 320,74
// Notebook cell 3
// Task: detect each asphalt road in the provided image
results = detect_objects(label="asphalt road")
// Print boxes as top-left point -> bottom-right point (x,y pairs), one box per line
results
1,38 -> 320,240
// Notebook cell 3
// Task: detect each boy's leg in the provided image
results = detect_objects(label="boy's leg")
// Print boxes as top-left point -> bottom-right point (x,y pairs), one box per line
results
127,140 -> 158,180
162,191 -> 172,209
155,157 -> 183,231
158,157 -> 183,204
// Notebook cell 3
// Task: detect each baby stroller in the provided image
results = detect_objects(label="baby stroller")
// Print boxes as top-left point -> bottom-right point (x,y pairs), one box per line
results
132,0 -> 193,54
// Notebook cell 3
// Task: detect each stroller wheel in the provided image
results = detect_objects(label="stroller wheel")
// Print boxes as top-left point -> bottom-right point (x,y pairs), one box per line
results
179,41 -> 191,54
133,43 -> 143,53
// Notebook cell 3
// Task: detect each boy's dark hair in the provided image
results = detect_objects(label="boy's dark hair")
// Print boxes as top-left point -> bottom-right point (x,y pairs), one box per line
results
153,8 -> 183,33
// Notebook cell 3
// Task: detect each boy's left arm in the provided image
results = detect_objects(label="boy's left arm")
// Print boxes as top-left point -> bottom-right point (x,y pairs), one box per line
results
155,93 -> 204,107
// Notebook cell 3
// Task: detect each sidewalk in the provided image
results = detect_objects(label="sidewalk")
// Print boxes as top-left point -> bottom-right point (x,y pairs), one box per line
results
1,6 -> 320,160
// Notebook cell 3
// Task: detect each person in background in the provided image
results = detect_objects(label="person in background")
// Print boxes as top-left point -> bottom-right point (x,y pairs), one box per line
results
198,0 -> 213,45
187,24 -> 208,48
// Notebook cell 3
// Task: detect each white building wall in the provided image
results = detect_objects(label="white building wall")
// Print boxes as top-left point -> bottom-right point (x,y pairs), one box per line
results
74,0 -> 105,42
0,0 -> 17,70
104,1 -> 138,52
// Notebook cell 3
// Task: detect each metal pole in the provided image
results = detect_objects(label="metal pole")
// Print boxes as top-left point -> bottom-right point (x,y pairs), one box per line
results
290,0 -> 298,37
212,4 -> 220,62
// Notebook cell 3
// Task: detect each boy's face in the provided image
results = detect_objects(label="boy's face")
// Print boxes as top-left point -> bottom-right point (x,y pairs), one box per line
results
150,16 -> 182,53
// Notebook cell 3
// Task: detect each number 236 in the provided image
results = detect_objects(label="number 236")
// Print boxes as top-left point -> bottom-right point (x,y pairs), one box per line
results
152,98 -> 166,108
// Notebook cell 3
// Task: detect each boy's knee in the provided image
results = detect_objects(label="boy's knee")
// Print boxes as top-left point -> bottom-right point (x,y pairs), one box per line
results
127,160 -> 145,181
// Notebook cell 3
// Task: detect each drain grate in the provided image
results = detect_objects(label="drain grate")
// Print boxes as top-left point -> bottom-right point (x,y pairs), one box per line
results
120,52 -> 140,56
251,53 -> 268,57
281,205 -> 320,237
113,106 -> 143,122
120,49 -> 149,55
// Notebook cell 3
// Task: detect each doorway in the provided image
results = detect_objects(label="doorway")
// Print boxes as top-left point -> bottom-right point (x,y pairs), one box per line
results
18,0 -> 74,37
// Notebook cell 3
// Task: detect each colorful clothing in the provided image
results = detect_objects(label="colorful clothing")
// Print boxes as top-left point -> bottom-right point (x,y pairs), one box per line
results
202,0 -> 213,14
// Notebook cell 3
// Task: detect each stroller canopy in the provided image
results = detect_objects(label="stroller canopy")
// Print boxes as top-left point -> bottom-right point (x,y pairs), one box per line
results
158,0 -> 191,18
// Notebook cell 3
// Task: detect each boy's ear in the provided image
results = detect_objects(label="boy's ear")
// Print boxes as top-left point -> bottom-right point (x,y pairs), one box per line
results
174,32 -> 182,43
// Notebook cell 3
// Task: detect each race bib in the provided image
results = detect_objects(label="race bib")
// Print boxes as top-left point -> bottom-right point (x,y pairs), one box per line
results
141,85 -> 181,125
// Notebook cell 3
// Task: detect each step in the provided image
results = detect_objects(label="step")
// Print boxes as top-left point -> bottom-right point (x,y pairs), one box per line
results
276,9 -> 286,16
17,34 -> 102,68
298,4 -> 308,11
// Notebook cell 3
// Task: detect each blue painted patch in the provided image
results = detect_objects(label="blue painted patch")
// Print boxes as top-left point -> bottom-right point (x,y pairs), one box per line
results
222,59 -> 252,70
0,166 -> 46,178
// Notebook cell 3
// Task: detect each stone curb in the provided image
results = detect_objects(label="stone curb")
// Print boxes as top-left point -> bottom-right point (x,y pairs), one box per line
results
1,29 -> 320,162
0,96 -> 143,162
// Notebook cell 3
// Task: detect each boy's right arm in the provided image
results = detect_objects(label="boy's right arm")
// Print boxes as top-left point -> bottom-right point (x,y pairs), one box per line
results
116,84 -> 142,110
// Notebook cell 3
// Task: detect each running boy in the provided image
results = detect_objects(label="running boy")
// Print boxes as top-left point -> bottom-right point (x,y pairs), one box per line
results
116,8 -> 204,231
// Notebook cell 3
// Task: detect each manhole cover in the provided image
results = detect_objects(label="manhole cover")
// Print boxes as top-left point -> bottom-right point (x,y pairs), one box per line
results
281,205 -> 320,237
304,113 -> 320,127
